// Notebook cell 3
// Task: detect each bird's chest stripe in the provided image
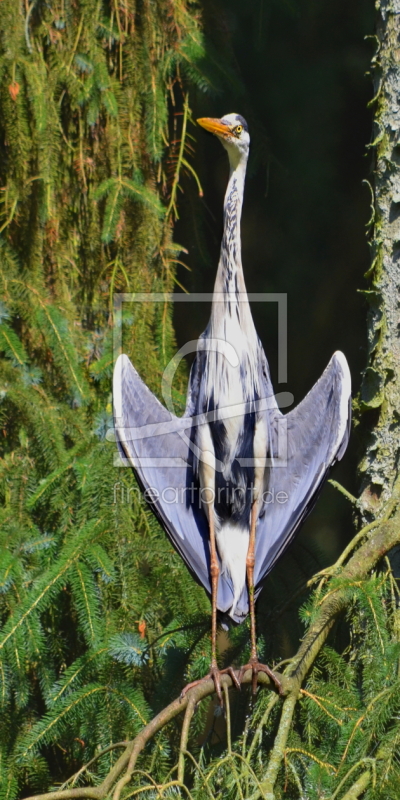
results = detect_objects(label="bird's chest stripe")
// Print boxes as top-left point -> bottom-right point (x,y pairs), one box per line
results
222,178 -> 239,302
208,410 -> 256,464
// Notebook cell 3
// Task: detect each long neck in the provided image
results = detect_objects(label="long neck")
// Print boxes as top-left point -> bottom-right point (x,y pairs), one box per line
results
218,156 -> 247,295
211,152 -> 254,325
205,151 -> 261,403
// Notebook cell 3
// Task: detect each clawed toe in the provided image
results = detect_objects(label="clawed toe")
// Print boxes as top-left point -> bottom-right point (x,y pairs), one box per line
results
180,664 -> 241,706
180,659 -> 282,706
239,660 -> 283,696
221,665 -> 241,692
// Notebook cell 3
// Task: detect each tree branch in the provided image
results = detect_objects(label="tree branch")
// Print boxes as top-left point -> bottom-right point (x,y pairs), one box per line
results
339,770 -> 371,800
24,668 -> 288,800
24,503 -> 400,800
289,511 -> 400,686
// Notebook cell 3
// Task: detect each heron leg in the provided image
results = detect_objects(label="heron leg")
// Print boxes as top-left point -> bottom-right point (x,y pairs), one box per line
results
181,510 -> 240,705
239,502 -> 283,696
209,510 -> 219,667
247,500 -> 258,664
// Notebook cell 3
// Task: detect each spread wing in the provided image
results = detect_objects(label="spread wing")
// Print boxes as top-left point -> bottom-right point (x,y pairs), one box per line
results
251,351 -> 351,595
113,354 -> 237,614
114,350 -> 351,624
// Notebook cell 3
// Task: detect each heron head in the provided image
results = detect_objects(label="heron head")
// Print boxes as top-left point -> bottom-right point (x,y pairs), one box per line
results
197,113 -> 250,166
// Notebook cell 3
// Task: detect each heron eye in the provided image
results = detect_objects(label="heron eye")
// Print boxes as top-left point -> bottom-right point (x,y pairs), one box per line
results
234,125 -> 243,136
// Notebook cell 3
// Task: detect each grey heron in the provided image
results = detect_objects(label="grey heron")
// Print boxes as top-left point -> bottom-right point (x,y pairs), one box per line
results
113,113 -> 351,703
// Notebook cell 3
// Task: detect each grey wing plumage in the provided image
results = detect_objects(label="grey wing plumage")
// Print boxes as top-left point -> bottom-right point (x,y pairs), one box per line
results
252,350 -> 351,595
113,354 -> 236,613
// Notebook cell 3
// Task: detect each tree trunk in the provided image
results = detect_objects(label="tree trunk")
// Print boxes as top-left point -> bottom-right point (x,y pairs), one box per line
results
359,0 -> 400,520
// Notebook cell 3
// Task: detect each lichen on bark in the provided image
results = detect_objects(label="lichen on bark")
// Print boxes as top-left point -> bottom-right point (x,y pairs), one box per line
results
359,0 -> 400,519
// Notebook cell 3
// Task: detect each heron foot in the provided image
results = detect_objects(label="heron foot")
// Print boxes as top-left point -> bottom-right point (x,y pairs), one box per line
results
180,664 -> 241,706
239,658 -> 283,696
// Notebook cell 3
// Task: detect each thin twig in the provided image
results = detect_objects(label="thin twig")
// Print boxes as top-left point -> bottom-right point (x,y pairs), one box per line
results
256,691 -> 299,800
180,750 -> 215,800
0,198 -> 18,234
328,480 -> 358,505
178,694 -> 197,783
67,15 -> 84,73
290,512 -> 400,684
25,0 -> 38,53
223,683 -> 232,754
165,95 -> 202,221
271,518 -> 381,622
61,743 -> 129,789
246,693 -> 280,761
330,759 -> 376,800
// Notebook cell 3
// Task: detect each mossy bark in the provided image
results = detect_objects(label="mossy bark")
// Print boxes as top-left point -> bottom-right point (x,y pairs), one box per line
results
359,0 -> 400,520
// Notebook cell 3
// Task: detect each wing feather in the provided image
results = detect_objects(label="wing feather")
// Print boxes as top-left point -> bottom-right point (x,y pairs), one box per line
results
113,354 -> 236,613
252,351 -> 351,592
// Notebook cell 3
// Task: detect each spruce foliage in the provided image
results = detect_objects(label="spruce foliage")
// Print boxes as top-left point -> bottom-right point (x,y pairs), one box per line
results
0,1 -> 213,795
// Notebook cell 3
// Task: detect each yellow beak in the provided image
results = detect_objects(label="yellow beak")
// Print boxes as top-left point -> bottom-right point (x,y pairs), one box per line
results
197,117 -> 230,137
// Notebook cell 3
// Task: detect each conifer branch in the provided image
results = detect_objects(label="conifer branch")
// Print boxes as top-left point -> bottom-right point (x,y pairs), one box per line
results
22,503 -> 400,800
289,510 -> 400,683
338,770 -> 371,800
23,668 -> 286,800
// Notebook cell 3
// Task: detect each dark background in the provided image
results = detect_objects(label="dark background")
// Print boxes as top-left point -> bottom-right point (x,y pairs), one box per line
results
173,0 -> 374,652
